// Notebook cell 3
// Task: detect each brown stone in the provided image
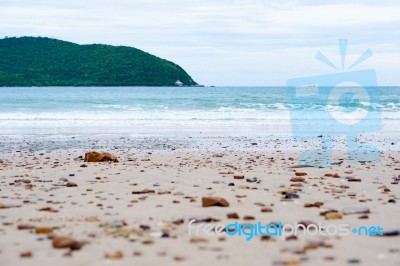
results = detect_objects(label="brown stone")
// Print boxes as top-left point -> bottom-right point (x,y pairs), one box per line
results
290,177 -> 305,182
304,202 -> 323,208
202,197 -> 229,207
20,251 -> 32,258
132,189 -> 155,195
325,212 -> 342,220
295,172 -> 307,176
234,175 -> 245,179
227,212 -> 240,219
84,151 -> 119,163
35,227 -> 53,234
52,236 -> 82,250
105,251 -> 124,260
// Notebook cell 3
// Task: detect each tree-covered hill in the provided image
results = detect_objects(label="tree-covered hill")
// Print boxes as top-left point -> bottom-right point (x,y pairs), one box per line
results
0,37 -> 197,86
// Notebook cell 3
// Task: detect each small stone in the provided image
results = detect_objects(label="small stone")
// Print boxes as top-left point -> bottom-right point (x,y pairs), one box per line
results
227,212 -> 240,219
52,236 -> 82,250
347,178 -> 361,182
105,251 -> 124,260
290,177 -> 305,182
66,182 -> 78,187
202,197 -> 229,207
304,202 -> 323,208
261,207 -> 273,213
20,251 -> 32,258
234,175 -> 244,180
325,212 -> 342,220
295,172 -> 307,176
35,227 -> 53,234
132,189 -> 155,194
84,151 -> 119,162
343,207 -> 370,215
284,193 -> 299,199
17,224 -> 35,230
347,258 -> 361,264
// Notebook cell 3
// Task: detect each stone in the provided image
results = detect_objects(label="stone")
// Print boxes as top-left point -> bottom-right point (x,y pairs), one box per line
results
290,177 -> 305,182
132,189 -> 155,194
35,227 -> 53,234
20,251 -> 32,258
347,178 -> 361,182
295,172 -> 307,176
343,207 -> 370,215
202,197 -> 229,207
284,193 -> 299,199
325,212 -> 342,220
52,236 -> 82,250
17,224 -> 35,230
234,175 -> 244,179
105,251 -> 124,260
304,202 -> 323,208
84,151 -> 119,163
227,212 -> 240,219
261,207 -> 273,213
66,182 -> 78,187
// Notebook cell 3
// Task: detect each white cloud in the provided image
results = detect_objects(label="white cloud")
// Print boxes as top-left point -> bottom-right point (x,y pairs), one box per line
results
0,0 -> 399,85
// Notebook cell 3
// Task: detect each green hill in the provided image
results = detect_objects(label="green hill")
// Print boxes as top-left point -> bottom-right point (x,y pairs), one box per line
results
0,37 -> 197,86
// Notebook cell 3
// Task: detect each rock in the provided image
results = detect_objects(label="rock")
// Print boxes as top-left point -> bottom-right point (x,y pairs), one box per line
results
84,151 -> 119,163
105,251 -> 124,260
132,189 -> 155,194
343,207 -> 370,215
347,178 -> 361,182
379,230 -> 399,237
284,193 -> 299,199
20,251 -> 32,258
80,164 -> 88,168
35,227 -> 53,234
290,177 -> 305,182
325,212 -> 342,220
261,207 -> 273,213
304,202 -> 323,208
234,175 -> 244,180
227,212 -> 240,219
17,224 -> 35,230
202,197 -> 229,207
0,202 -> 21,209
66,182 -> 78,187
246,177 -> 258,183
295,172 -> 307,176
52,236 -> 82,250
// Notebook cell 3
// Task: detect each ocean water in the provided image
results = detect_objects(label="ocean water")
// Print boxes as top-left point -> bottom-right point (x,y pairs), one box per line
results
0,87 -> 399,136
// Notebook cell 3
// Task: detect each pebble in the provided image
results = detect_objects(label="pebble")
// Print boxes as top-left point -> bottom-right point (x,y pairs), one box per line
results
325,212 -> 343,220
52,236 -> 82,250
343,207 -> 370,215
202,197 -> 230,207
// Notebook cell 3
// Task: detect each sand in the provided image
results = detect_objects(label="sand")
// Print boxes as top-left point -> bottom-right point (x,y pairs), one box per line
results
0,135 -> 399,266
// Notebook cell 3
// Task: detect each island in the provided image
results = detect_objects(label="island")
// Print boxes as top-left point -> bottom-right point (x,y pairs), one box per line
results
0,37 -> 198,87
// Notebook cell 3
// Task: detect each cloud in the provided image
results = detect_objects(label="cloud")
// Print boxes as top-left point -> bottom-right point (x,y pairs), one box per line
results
0,0 -> 399,85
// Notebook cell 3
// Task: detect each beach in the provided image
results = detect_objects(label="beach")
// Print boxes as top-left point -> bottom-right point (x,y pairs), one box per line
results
0,87 -> 399,265
0,134 -> 399,266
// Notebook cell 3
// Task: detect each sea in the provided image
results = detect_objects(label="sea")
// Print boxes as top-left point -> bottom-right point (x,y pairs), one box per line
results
0,86 -> 399,137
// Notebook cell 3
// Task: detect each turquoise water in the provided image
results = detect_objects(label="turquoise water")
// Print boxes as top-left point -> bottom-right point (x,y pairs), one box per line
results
0,87 -> 399,135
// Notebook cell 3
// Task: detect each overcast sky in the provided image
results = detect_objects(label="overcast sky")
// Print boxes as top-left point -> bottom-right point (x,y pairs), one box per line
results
0,0 -> 399,86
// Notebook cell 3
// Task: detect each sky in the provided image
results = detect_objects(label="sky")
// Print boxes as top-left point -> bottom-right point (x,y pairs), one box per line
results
0,0 -> 399,86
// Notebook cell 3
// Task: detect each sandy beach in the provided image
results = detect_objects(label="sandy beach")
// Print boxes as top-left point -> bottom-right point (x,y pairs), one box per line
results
0,135 -> 398,266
